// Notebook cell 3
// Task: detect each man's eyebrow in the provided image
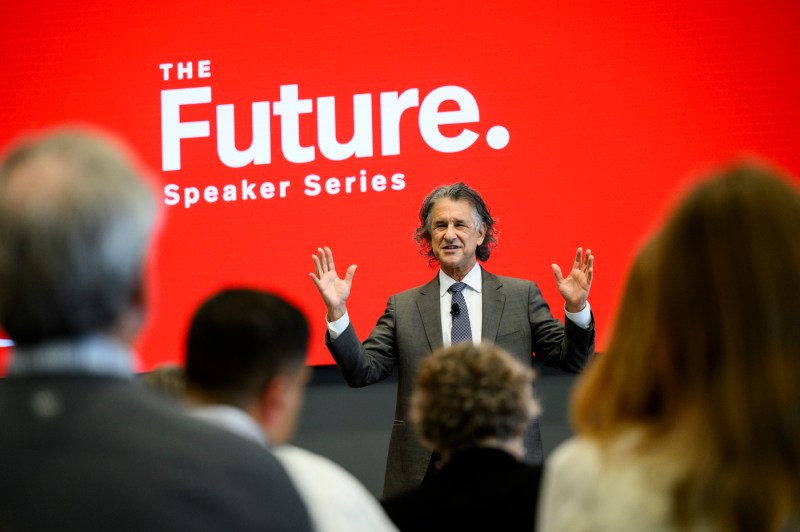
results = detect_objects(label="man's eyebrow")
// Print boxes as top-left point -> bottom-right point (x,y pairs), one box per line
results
434,215 -> 468,221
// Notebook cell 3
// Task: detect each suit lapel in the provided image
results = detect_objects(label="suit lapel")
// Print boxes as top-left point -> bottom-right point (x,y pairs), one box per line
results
416,275 -> 444,352
481,269 -> 506,343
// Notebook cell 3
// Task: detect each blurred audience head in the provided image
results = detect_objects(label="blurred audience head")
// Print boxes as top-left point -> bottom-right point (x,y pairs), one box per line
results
0,128 -> 156,346
411,342 -> 539,461
572,161 -> 800,530
185,288 -> 310,444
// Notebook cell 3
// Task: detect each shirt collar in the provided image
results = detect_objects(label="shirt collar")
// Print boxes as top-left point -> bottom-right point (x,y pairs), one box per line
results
191,404 -> 270,448
8,334 -> 136,378
439,263 -> 483,297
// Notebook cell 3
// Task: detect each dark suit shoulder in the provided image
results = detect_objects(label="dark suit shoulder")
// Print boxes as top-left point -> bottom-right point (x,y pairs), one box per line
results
0,376 -> 311,532
391,275 -> 439,300
482,269 -> 538,291
383,448 -> 541,531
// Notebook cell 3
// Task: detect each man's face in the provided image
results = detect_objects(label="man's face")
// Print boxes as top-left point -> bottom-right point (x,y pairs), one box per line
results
430,198 -> 486,280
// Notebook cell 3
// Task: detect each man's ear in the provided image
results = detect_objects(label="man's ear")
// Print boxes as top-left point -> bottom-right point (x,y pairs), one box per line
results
110,273 -> 147,344
256,375 -> 288,429
478,223 -> 486,245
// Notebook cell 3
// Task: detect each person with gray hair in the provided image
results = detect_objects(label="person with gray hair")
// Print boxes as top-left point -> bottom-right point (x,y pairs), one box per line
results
381,342 -> 543,531
0,128 -> 311,531
311,181 -> 595,496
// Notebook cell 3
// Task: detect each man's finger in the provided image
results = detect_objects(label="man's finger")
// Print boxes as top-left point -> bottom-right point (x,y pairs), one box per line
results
345,264 -> 358,283
573,247 -> 583,268
551,263 -> 564,283
324,246 -> 335,272
311,254 -> 323,277
316,247 -> 327,272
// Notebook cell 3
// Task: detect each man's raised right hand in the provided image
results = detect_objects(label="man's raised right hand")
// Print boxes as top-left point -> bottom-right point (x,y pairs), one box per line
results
310,246 -> 357,322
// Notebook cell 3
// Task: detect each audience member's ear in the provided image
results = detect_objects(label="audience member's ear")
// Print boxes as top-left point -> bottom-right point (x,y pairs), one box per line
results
257,374 -> 288,427
257,366 -> 311,445
109,274 -> 147,344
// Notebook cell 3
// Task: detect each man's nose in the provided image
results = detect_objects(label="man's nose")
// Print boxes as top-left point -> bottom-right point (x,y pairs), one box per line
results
444,224 -> 457,239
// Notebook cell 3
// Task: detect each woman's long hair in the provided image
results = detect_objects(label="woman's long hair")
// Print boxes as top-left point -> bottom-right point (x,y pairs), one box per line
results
572,163 -> 800,530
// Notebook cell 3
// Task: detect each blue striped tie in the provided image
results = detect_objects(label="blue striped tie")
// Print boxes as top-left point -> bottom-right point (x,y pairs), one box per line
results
449,282 -> 472,345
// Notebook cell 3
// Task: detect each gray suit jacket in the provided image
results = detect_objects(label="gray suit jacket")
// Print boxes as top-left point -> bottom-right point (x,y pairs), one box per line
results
327,269 -> 594,497
0,375 -> 312,531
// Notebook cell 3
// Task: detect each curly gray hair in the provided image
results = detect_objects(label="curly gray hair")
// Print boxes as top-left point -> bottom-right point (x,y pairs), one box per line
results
411,342 -> 539,454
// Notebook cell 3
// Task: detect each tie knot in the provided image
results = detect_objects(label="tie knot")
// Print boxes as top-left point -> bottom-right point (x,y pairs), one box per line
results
448,282 -> 467,294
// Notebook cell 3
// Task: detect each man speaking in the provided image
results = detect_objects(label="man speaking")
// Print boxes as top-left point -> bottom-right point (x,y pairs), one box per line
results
310,182 -> 594,497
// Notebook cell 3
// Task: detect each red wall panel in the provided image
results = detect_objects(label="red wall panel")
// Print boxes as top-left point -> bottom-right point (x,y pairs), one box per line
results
1,1 -> 799,368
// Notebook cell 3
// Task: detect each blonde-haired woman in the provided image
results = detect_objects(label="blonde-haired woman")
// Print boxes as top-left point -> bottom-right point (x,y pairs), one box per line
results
539,162 -> 800,531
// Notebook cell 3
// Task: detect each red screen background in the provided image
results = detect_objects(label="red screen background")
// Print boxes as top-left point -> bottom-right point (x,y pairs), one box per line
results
2,1 -> 799,369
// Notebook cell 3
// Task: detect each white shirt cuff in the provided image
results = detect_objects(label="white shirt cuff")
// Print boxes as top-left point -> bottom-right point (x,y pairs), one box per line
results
564,301 -> 592,329
326,311 -> 351,340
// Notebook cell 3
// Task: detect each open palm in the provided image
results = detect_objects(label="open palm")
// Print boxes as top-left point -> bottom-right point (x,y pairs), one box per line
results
551,247 -> 593,313
310,246 -> 357,321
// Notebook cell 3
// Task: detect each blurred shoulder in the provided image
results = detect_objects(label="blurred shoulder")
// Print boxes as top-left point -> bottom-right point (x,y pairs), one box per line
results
273,445 -> 374,496
540,433 -> 681,532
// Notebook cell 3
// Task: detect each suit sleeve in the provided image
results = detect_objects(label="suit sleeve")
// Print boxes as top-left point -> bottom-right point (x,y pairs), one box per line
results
325,296 -> 399,387
529,282 -> 594,373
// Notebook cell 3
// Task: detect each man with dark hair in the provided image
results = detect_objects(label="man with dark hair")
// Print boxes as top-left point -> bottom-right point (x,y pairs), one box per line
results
186,288 -> 398,532
311,182 -> 595,497
0,128 -> 311,531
